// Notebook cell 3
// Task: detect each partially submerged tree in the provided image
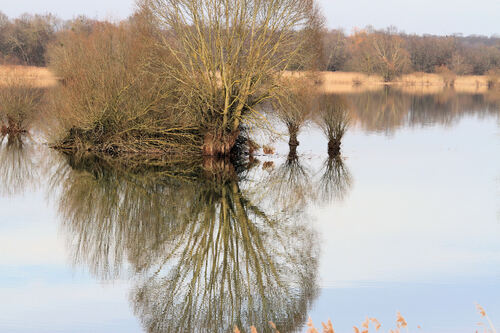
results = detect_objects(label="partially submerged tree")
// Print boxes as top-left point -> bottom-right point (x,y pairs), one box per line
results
0,69 -> 44,135
47,21 -> 202,155
315,94 -> 350,156
273,77 -> 316,157
141,0 -> 323,155
47,0 -> 323,156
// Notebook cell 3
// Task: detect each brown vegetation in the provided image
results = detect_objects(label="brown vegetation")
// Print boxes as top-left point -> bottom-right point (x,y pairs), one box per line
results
46,20 -> 202,155
313,71 -> 497,94
0,5 -> 497,157
274,77 -> 317,155
232,305 -> 497,333
263,145 -> 276,155
314,94 -> 350,156
0,65 -> 56,87
347,28 -> 411,82
0,13 -> 58,66
45,0 -> 323,156
323,27 -> 500,78
0,68 -> 44,134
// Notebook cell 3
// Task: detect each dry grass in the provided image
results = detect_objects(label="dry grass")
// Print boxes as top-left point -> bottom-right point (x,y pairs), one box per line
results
0,65 -> 57,88
288,71 -> 495,94
393,72 -> 489,92
396,72 -> 444,86
0,65 -> 495,96
317,71 -> 385,88
233,305 -> 497,333
285,71 -> 385,94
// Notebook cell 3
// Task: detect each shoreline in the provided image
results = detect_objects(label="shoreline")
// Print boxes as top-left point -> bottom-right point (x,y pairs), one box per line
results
0,65 -> 498,94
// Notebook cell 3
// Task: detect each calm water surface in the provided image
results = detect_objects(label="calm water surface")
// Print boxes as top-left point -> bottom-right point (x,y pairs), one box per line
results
1,89 -> 499,332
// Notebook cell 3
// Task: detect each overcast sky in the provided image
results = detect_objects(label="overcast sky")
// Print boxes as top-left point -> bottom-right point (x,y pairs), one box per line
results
0,0 -> 499,36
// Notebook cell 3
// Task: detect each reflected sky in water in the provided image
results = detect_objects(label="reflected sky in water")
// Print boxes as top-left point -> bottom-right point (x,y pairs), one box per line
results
0,89 -> 499,332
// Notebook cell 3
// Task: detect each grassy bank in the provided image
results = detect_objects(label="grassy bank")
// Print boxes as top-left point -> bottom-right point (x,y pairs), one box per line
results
0,65 -> 57,88
1,64 -> 497,93
290,71 -> 500,94
1,65 -> 494,94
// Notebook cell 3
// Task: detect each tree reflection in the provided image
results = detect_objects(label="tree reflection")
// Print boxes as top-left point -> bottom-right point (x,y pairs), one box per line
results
0,133 -> 39,196
260,153 -> 314,213
348,87 -> 500,134
53,154 -> 319,332
316,155 -> 352,204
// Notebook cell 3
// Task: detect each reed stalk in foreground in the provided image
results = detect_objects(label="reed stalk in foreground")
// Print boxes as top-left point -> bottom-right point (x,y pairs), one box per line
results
233,304 -> 497,333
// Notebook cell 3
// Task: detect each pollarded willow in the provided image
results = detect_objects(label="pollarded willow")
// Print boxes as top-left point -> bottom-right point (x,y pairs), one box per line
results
141,0 -> 323,155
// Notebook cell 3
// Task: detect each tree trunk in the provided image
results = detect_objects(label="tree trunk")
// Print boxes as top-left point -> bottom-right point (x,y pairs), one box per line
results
202,130 -> 240,156
328,139 -> 341,157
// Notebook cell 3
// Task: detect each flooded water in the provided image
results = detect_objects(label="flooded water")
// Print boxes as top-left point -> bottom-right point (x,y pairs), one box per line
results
1,88 -> 499,332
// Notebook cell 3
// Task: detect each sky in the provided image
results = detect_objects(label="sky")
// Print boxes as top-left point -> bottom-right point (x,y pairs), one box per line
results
0,0 -> 499,36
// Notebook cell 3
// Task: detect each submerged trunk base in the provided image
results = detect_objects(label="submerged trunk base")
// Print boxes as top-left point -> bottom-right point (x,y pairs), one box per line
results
288,133 -> 299,158
202,130 -> 240,157
1,124 -> 27,136
328,140 -> 341,157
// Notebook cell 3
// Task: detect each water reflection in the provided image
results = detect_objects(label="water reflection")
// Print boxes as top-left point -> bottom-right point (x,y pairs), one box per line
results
0,133 -> 39,197
317,155 -> 352,204
347,87 -> 500,134
263,154 -> 314,213
1,88 -> 498,332
52,154 -> 321,332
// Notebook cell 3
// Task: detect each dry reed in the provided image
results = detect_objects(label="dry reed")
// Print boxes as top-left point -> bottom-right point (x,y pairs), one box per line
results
233,305 -> 498,333
0,65 -> 57,88
290,71 -> 494,94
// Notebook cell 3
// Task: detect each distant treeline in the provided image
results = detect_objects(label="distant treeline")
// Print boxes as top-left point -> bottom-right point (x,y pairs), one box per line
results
0,13 -> 99,66
323,27 -> 500,80
1,11 -> 499,80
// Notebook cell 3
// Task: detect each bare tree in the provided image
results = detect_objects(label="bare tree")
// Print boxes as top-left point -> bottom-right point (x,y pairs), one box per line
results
323,29 -> 349,71
141,0 -> 323,155
348,28 -> 410,81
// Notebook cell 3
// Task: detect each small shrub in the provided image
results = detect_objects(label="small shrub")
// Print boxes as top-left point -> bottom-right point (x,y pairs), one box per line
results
435,65 -> 456,87
263,145 -> 275,155
315,94 -> 350,156
46,20 -> 201,155
0,69 -> 44,134
486,68 -> 500,90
